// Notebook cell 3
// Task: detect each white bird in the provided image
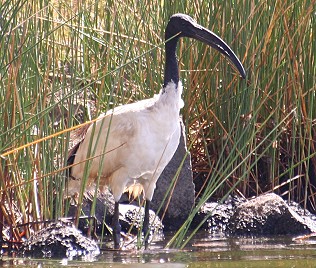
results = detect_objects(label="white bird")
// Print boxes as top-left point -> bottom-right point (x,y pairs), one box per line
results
67,13 -> 246,249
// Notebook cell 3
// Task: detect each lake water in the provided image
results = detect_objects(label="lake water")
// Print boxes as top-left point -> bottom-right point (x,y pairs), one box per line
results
2,232 -> 316,267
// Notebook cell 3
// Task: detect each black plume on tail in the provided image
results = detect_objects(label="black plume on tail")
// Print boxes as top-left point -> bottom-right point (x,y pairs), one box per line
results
66,142 -> 81,179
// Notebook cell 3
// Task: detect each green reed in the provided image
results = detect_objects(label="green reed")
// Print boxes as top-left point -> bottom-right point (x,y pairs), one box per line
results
0,0 -> 314,249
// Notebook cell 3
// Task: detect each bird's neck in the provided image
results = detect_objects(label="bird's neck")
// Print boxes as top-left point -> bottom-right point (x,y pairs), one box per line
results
163,37 -> 180,89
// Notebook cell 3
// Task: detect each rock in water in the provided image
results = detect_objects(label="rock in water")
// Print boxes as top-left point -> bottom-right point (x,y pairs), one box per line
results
68,191 -> 163,237
228,193 -> 316,235
151,120 -> 195,230
119,204 -> 163,235
21,220 -> 100,258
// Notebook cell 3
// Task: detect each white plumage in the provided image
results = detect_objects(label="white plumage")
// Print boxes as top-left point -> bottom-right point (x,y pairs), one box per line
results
68,81 -> 183,202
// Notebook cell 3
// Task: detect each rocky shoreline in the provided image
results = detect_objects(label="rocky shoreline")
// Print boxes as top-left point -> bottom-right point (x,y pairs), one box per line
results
19,130 -> 316,257
20,192 -> 316,258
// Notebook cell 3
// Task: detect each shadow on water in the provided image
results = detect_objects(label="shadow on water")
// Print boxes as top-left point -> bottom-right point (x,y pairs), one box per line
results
2,231 -> 316,267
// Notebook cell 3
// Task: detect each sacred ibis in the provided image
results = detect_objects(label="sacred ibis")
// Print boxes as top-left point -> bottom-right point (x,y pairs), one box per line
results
67,13 -> 246,249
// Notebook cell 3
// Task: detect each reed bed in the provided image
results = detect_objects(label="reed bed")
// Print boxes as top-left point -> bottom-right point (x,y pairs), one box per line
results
0,0 -> 315,249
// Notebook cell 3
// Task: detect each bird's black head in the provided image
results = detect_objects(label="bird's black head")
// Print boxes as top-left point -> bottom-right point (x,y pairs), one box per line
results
164,13 -> 246,80
165,14 -> 200,40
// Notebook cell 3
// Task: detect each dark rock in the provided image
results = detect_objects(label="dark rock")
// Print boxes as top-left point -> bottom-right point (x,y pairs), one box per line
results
21,220 -> 100,258
194,194 -> 316,238
228,193 -> 316,236
68,191 -> 163,237
78,191 -> 115,235
66,191 -> 113,236
288,201 -> 316,224
192,195 -> 243,233
119,204 -> 163,235
151,120 -> 195,230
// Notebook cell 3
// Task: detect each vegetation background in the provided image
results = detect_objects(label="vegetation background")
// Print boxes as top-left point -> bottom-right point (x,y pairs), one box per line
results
0,0 -> 315,248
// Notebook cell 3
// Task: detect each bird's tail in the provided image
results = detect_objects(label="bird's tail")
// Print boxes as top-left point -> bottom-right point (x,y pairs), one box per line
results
66,141 -> 81,179
66,123 -> 91,178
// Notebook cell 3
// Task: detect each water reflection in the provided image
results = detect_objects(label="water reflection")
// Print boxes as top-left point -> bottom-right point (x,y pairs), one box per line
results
3,232 -> 316,267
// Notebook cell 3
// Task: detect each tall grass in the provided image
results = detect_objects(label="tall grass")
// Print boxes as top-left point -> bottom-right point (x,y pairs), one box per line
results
0,0 -> 315,249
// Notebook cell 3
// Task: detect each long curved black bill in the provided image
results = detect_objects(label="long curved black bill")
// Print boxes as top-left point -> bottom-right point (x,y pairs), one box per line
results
188,26 -> 246,79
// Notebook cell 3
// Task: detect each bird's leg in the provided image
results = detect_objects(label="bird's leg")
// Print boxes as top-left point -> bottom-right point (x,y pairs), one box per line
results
143,200 -> 151,249
112,201 -> 121,249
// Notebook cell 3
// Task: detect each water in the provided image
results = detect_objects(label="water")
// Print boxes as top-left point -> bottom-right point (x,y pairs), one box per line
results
2,232 -> 316,267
